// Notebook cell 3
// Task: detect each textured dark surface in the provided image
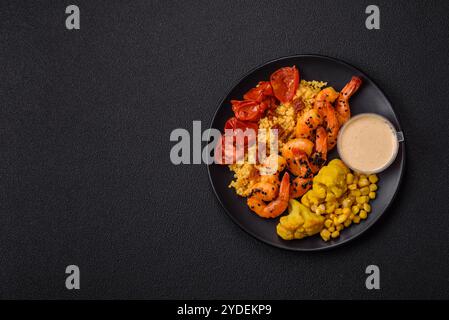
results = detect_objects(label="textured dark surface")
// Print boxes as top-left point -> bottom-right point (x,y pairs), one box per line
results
0,0 -> 449,299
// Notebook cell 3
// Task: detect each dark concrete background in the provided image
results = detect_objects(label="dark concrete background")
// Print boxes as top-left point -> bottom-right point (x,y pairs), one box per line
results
1,0 -> 448,299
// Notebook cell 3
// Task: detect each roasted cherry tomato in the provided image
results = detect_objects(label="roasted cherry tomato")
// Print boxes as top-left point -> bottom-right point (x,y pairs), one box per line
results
224,116 -> 258,147
224,116 -> 258,132
216,117 -> 258,164
270,66 -> 299,103
243,81 -> 273,102
261,96 -> 278,111
231,100 -> 264,122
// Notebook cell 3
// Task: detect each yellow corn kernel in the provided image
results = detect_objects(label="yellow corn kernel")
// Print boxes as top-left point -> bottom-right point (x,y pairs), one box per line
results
320,229 -> 331,241
337,214 -> 347,225
346,173 -> 354,184
336,224 -> 344,231
363,203 -> 371,213
328,226 -> 335,233
353,190 -> 362,197
358,178 -> 370,187
359,210 -> 368,219
359,174 -> 367,180
368,174 -> 378,184
342,198 -> 353,208
342,207 -> 351,216
352,205 -> 360,214
360,187 -> 370,195
369,184 -> 378,192
331,230 -> 340,238
333,216 -> 340,226
344,219 -> 352,227
356,196 -> 368,204
335,208 -> 343,215
368,192 -> 376,200
353,216 -> 361,224
324,219 -> 333,228
310,204 -> 317,212
349,213 -> 355,220
348,183 -> 357,190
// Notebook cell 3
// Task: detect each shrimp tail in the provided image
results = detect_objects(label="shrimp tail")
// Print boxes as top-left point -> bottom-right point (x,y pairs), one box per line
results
335,76 -> 362,125
341,76 -> 362,98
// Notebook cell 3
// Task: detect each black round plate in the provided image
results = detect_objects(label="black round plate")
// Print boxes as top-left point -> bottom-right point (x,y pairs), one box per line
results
207,54 -> 405,251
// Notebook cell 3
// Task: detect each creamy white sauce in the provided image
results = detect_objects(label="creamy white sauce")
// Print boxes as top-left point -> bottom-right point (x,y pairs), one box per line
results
338,114 -> 398,173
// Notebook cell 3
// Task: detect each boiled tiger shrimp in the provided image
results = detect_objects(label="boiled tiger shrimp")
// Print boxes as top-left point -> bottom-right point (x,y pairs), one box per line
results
335,76 -> 362,125
247,172 -> 290,218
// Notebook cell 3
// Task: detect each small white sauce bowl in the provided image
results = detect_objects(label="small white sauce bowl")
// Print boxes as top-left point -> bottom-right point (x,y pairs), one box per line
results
336,113 -> 404,174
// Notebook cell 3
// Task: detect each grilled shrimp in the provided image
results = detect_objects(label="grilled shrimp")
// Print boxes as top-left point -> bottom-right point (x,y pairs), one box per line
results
309,126 -> 328,173
295,86 -> 338,143
315,87 -> 339,117
313,86 -> 340,149
288,146 -> 316,198
335,76 -> 362,125
281,138 -> 314,177
250,154 -> 286,201
251,176 -> 280,201
323,102 -> 340,150
288,128 -> 328,199
295,108 -> 322,139
290,176 -> 313,198
256,153 -> 287,176
247,172 -> 290,218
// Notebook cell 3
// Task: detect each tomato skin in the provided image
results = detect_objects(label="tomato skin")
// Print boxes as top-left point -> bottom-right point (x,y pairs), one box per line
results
270,66 -> 299,103
224,116 -> 258,147
224,116 -> 258,132
243,81 -> 273,102
261,96 -> 278,111
215,118 -> 258,164
231,100 -> 264,122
